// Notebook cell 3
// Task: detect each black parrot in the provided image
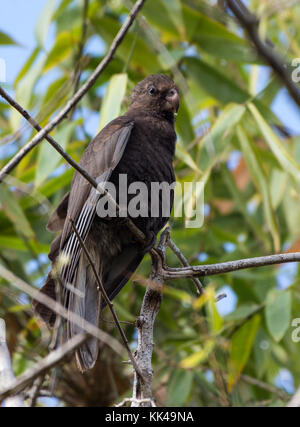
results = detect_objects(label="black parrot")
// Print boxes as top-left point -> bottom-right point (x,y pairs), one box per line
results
33,74 -> 179,371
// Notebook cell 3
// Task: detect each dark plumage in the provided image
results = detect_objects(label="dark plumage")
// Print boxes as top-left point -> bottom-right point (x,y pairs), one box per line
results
33,74 -> 179,371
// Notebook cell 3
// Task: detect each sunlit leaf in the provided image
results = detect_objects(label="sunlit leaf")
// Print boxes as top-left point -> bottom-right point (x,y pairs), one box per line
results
237,124 -> 280,251
228,314 -> 261,391
0,185 -> 34,240
265,289 -> 291,342
99,73 -> 128,130
0,30 -> 19,45
35,0 -> 58,47
248,103 -> 300,182
35,121 -> 77,188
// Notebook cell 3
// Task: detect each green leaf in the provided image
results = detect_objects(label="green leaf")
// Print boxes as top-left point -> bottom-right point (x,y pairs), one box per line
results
228,314 -> 261,391
14,47 -> 40,88
226,304 -> 261,321
0,185 -> 34,240
185,57 -> 251,104
183,5 -> 259,62
166,370 -> 193,406
35,0 -> 58,47
237,124 -> 280,251
265,289 -> 291,342
199,103 -> 246,172
162,0 -> 185,38
44,31 -> 74,73
175,98 -> 195,145
99,73 -> 128,130
0,30 -> 19,45
180,340 -> 215,369
222,165 -> 272,251
0,236 -> 29,251
248,103 -> 300,182
175,141 -> 200,172
35,121 -> 77,188
91,16 -> 160,73
10,56 -> 45,131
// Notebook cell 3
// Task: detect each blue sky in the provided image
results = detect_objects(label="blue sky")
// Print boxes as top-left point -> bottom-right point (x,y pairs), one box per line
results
0,0 -> 49,84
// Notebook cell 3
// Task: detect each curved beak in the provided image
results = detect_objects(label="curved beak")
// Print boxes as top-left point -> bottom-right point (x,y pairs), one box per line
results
165,90 -> 180,113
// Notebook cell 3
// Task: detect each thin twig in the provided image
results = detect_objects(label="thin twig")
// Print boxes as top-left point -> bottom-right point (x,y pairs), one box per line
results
241,374 -> 289,401
168,238 -> 205,295
0,0 -> 146,183
27,374 -> 46,407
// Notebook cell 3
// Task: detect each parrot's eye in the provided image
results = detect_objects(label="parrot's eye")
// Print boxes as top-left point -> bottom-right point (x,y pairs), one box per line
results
148,86 -> 157,96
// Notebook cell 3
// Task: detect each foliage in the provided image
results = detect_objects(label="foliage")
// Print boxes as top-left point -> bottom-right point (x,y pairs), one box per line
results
1,0 -> 300,407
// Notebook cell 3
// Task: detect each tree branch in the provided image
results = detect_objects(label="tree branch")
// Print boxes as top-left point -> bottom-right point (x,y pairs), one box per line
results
162,251 -> 300,279
167,238 -> 205,295
0,0 -> 146,183
226,0 -> 300,108
131,229 -> 169,407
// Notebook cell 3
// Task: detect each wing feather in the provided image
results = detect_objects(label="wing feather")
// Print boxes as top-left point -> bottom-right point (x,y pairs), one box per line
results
60,117 -> 134,283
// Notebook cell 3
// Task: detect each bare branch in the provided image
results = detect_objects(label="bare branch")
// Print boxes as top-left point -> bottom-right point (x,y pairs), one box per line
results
162,252 -> 300,279
0,0 -> 146,182
0,333 -> 87,401
131,230 -> 169,407
0,319 -> 25,407
27,375 -> 46,407
168,238 -> 205,295
241,374 -> 289,401
226,0 -> 300,108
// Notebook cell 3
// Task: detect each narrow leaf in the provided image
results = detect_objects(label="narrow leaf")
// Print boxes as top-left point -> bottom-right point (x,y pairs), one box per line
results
35,121 -> 77,188
0,186 -> 34,240
248,103 -> 300,182
35,0 -> 58,47
265,289 -> 291,342
237,124 -> 280,251
99,73 -> 128,130
228,314 -> 260,391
